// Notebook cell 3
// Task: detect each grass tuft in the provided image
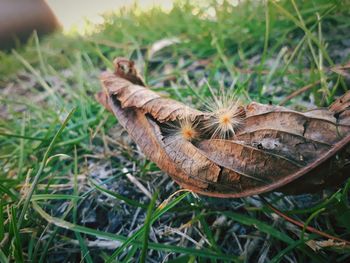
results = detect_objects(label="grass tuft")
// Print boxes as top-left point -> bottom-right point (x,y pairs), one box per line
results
1,0 -> 350,261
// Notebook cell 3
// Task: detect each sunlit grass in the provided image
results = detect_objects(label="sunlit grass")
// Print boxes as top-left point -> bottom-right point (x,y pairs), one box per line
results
1,0 -> 350,262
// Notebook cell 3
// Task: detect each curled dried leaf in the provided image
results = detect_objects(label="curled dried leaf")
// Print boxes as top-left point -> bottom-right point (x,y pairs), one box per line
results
97,58 -> 350,198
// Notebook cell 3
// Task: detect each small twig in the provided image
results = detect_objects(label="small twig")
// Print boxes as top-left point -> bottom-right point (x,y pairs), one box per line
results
260,196 -> 350,245
130,207 -> 142,230
122,167 -> 153,199
279,80 -> 321,106
331,62 -> 350,78
69,239 -> 121,249
0,233 -> 9,248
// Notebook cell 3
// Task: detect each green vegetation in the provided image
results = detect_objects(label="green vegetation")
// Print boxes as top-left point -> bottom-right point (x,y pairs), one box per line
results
1,0 -> 350,262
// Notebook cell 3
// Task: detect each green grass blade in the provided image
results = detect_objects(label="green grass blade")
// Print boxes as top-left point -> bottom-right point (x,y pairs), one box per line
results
105,192 -> 191,262
0,132 -> 46,141
0,184 -> 18,201
219,211 -> 293,244
72,147 -> 93,263
12,50 -> 60,103
75,232 -> 94,263
32,201 -> 236,261
140,191 -> 158,263
10,207 -> 24,263
30,194 -> 81,201
258,0 -> 270,95
198,214 -> 222,253
270,236 -> 315,263
0,198 -> 4,241
271,0 -> 334,66
220,210 -> 324,262
90,179 -> 147,209
120,245 -> 138,263
17,107 -> 76,229
0,249 -> 9,263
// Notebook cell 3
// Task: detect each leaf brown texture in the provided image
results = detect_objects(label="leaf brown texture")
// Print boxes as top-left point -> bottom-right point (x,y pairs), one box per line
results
97,57 -> 350,198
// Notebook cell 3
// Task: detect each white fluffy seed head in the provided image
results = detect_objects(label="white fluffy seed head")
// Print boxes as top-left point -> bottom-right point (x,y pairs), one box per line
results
202,81 -> 245,139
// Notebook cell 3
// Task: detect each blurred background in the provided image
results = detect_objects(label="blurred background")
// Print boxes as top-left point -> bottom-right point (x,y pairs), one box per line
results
47,0 -> 174,32
0,0 -> 174,49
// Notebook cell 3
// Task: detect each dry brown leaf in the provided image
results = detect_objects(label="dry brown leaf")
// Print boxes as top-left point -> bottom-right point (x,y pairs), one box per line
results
307,239 -> 348,251
97,57 -> 350,198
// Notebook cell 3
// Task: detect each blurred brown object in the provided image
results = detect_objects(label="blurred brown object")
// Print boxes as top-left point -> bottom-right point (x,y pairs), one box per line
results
0,0 -> 60,49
